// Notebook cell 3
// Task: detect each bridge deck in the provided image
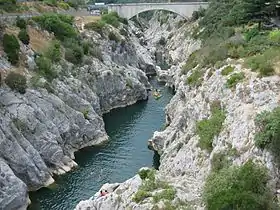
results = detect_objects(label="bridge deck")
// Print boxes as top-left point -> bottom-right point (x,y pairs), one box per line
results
108,2 -> 207,6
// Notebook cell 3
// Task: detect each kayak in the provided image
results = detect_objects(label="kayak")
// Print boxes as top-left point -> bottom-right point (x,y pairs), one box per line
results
153,92 -> 162,100
154,94 -> 162,100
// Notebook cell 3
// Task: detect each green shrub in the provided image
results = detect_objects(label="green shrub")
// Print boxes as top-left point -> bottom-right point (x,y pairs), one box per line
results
67,0 -> 83,10
269,29 -> 280,44
33,13 -> 77,41
18,29 -> 30,45
186,69 -> 203,87
254,107 -> 280,168
226,72 -> 245,88
244,27 -> 259,41
203,160 -> 275,210
211,152 -> 230,172
192,7 -> 206,21
43,0 -> 57,6
245,47 -> 279,77
16,17 -> 27,29
227,45 -> 246,59
84,21 -> 105,34
57,1 -> 70,10
221,66 -> 234,76
133,190 -> 151,203
3,34 -> 20,65
0,0 -> 17,12
35,56 -> 57,81
196,101 -> 226,151
119,17 -> 128,25
5,72 -> 27,94
153,188 -> 176,203
181,52 -> 199,74
138,168 -> 155,180
201,45 -> 228,67
65,45 -> 84,64
214,60 -> 226,69
45,40 -> 61,63
108,32 -> 120,42
101,12 -> 121,28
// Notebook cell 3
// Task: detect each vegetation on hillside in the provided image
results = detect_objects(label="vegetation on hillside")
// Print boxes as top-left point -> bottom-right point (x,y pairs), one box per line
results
84,12 -> 128,35
134,168 -> 190,209
2,34 -> 20,65
196,101 -> 226,151
5,72 -> 27,94
182,0 -> 280,85
204,160 -> 277,210
33,13 -> 77,41
254,107 -> 280,168
0,0 -> 83,13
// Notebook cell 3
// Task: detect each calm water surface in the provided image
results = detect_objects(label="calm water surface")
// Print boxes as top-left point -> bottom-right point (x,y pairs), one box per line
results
28,79 -> 173,210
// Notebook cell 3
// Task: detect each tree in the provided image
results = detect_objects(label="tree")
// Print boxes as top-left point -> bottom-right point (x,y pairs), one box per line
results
18,29 -> 30,45
3,34 -> 20,65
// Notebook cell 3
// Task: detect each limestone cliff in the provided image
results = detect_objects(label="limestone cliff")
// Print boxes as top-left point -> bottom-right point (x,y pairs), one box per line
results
0,17 -> 153,209
75,12 -> 280,210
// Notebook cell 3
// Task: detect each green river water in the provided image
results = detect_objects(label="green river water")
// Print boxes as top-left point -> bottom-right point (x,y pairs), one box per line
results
28,79 -> 174,210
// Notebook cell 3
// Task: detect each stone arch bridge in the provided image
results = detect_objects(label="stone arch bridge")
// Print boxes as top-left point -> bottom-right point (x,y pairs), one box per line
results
107,2 -> 208,19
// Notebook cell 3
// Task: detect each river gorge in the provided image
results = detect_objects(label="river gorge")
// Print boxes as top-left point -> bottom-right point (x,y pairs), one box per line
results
28,79 -> 173,210
1,4 -> 280,210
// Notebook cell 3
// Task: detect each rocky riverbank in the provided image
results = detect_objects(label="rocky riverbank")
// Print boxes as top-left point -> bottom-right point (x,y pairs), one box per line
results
0,15 -> 155,209
75,11 -> 280,210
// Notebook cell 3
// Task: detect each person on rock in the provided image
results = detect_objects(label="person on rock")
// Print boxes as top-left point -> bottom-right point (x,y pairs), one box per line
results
100,190 -> 109,196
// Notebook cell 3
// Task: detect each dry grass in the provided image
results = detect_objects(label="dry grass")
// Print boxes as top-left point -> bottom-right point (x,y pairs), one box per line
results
75,16 -> 101,25
5,26 -> 20,37
18,2 -> 58,13
28,27 -> 52,53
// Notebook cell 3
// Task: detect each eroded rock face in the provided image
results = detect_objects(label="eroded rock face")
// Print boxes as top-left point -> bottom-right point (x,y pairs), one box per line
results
75,12 -> 280,210
0,18 -> 154,209
0,159 -> 29,210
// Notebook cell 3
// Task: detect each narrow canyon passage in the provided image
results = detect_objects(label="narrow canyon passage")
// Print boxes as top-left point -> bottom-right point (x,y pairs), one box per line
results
28,79 -> 173,210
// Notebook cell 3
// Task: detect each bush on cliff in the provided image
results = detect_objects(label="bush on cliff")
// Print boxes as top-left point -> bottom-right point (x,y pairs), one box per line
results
108,31 -> 120,42
221,66 -> 234,76
84,21 -> 105,35
35,56 -> 57,81
226,72 -> 245,88
33,13 -> 77,41
45,40 -> 62,63
16,17 -> 27,29
3,34 -> 20,65
18,29 -> 30,45
254,107 -> 280,168
65,45 -> 84,64
203,160 -> 276,210
0,0 -> 17,12
186,69 -> 203,87
196,101 -> 226,151
5,72 -> 27,94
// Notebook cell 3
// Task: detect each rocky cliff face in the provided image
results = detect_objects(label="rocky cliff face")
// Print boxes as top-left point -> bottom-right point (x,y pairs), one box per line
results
75,12 -> 280,210
0,18 -> 154,209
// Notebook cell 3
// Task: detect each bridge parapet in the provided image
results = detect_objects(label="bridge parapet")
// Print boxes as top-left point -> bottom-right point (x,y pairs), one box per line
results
107,2 -> 208,19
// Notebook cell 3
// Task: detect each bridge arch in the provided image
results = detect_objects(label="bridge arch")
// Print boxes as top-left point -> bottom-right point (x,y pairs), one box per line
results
129,8 -> 187,19
107,2 -> 208,20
